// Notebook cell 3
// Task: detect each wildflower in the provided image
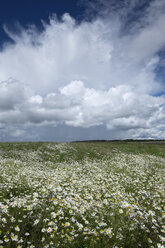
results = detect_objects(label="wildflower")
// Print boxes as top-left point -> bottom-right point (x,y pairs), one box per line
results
11,234 -> 18,241
51,212 -> 57,218
15,226 -> 20,232
48,221 -> 54,226
159,236 -> 165,242
33,219 -> 39,225
47,227 -> 52,233
106,228 -> 113,236
11,217 -> 16,222
71,217 -> 75,222
2,218 -> 7,223
3,208 -> 7,213
148,211 -> 154,216
64,222 -> 70,227
4,237 -> 9,242
157,244 -> 164,248
33,192 -> 38,198
41,236 -> 45,242
18,237 -> 24,243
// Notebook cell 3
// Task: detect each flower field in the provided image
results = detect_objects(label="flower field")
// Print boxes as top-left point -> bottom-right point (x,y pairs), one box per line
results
0,142 -> 165,248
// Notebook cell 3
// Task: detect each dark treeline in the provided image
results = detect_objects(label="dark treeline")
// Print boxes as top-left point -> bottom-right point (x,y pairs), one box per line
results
72,139 -> 165,143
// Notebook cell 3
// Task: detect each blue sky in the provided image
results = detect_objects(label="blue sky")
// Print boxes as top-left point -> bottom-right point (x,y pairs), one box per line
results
0,0 -> 83,46
0,0 -> 165,141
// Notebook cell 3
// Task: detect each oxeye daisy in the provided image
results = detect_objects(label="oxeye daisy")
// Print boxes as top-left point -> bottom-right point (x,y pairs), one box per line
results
4,237 -> 9,242
15,226 -> 20,232
47,227 -> 52,233
33,219 -> 39,225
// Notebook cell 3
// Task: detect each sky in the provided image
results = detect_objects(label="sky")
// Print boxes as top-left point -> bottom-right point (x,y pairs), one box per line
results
0,0 -> 165,141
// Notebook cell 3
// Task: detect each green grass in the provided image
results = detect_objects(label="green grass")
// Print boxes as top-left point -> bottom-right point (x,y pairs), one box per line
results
0,142 -> 164,248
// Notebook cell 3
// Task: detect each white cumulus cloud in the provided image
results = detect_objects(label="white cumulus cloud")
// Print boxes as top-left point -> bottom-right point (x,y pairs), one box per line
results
0,0 -> 165,140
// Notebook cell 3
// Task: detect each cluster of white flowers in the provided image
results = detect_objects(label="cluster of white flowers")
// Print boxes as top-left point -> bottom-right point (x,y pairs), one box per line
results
0,143 -> 164,247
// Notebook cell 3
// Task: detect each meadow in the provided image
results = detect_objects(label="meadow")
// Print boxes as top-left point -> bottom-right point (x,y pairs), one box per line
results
0,141 -> 164,248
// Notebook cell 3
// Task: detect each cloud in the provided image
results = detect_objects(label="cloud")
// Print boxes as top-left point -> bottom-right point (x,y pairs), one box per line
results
0,0 -> 165,140
0,79 -> 29,111
0,79 -> 164,140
